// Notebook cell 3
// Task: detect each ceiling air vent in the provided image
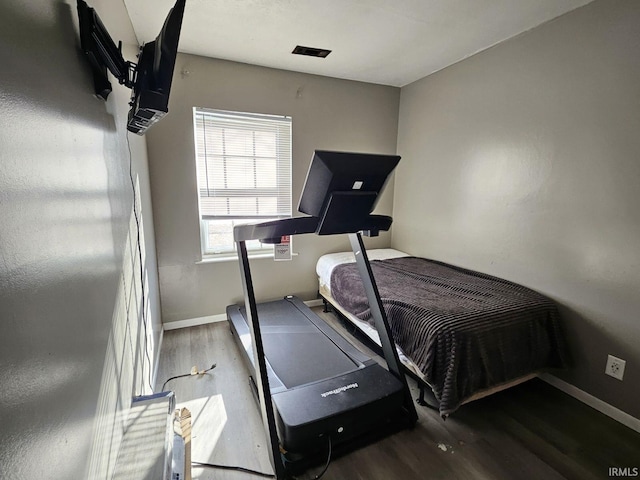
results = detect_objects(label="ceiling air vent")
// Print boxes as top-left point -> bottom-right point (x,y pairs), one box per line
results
292,45 -> 331,58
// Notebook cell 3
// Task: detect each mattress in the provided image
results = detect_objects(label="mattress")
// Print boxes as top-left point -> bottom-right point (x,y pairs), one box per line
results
317,249 -> 568,416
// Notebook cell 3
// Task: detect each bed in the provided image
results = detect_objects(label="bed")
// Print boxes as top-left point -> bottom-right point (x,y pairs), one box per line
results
317,249 -> 568,417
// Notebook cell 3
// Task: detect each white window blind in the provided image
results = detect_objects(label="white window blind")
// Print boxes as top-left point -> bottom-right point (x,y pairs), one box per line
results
194,108 -> 292,220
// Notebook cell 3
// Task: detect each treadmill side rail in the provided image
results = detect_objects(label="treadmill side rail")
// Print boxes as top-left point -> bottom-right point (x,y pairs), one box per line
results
236,239 -> 287,480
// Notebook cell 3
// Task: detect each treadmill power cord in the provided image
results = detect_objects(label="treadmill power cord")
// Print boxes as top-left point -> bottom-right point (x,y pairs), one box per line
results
192,461 -> 275,478
160,363 -> 217,392
310,435 -> 333,480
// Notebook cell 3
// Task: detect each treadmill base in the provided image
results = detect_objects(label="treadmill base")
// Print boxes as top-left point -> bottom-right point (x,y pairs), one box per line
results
227,296 -> 415,471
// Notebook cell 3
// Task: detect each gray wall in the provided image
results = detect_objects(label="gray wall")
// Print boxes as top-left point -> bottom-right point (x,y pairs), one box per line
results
395,0 -> 640,419
0,1 -> 162,478
147,55 -> 400,324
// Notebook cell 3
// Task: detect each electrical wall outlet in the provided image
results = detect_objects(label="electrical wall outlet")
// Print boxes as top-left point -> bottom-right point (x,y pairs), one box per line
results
605,354 -> 626,381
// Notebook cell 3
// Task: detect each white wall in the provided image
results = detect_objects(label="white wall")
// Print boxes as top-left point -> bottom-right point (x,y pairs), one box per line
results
395,0 -> 640,418
146,55 -> 401,324
0,1 -> 162,478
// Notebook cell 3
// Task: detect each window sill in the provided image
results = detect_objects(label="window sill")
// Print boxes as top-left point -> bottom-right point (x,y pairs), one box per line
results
196,252 -> 299,264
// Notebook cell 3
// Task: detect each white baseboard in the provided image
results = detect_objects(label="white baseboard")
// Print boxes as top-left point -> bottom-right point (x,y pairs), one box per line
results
163,313 -> 227,331
151,328 -> 164,389
305,298 -> 325,308
539,373 -> 640,433
162,299 -> 326,331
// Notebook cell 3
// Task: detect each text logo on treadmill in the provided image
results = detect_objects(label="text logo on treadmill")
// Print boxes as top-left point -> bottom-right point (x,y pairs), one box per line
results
320,383 -> 359,398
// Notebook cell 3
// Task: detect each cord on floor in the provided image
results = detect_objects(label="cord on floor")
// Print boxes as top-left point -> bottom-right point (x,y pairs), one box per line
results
160,363 -> 217,392
311,435 -> 332,480
192,461 -> 275,478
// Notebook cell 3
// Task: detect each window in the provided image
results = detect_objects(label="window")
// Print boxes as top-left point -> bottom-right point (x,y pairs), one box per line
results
193,108 -> 292,257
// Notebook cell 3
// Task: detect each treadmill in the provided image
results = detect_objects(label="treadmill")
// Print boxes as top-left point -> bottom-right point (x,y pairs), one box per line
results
227,150 -> 418,479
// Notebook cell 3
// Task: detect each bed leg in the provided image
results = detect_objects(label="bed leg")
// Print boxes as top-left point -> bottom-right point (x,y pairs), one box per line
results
322,297 -> 331,313
416,380 -> 440,410
416,382 -> 428,406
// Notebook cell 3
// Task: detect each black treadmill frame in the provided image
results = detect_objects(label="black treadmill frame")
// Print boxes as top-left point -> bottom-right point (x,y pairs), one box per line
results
234,215 -> 417,479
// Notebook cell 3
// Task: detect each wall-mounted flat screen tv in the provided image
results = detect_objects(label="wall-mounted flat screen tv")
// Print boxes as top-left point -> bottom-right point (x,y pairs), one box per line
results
77,0 -> 186,135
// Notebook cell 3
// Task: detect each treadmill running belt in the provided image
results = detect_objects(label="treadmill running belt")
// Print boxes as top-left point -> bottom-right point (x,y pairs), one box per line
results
241,300 -> 358,388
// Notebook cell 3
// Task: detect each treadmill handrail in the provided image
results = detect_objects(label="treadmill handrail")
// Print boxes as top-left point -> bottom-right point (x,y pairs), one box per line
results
236,240 -> 288,480
234,216 -> 318,243
233,215 -> 393,243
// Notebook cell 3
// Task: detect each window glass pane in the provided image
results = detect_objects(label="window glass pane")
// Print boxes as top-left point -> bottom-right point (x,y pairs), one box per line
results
206,156 -> 227,190
226,157 -> 256,189
257,197 -> 277,215
206,219 -> 234,253
255,158 -> 277,188
228,197 -> 257,216
204,219 -> 273,254
199,197 -> 229,215
224,128 -> 255,157
254,130 -> 276,157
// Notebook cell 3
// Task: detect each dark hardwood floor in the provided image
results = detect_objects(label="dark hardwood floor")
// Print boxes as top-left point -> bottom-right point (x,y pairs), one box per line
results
155,309 -> 640,480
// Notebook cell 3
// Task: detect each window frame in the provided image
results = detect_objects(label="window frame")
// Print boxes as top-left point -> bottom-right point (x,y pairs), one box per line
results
193,107 -> 293,259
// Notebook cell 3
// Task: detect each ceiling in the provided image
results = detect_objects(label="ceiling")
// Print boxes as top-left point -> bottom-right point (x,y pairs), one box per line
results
124,0 -> 592,88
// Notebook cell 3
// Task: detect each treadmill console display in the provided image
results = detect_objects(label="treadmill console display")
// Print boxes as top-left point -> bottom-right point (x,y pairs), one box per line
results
297,151 -> 400,235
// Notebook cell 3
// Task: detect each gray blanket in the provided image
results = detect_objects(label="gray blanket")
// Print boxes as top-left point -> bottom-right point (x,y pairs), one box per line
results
330,257 -> 568,416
